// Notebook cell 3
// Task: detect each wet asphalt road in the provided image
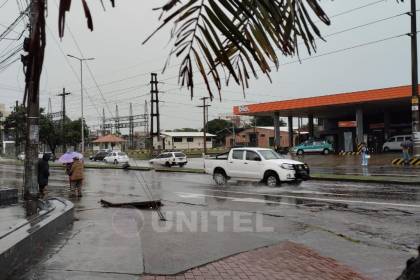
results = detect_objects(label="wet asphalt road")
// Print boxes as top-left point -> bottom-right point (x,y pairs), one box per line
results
1,163 -> 419,280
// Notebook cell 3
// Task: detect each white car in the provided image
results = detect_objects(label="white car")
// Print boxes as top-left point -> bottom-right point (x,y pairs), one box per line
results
17,152 -> 25,161
204,148 -> 310,186
149,152 -> 188,167
382,135 -> 412,152
104,151 -> 129,164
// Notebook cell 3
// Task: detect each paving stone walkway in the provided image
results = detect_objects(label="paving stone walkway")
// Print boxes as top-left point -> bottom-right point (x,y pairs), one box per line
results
140,241 -> 369,280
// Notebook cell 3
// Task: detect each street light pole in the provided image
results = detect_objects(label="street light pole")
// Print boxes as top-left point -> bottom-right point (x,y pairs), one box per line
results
67,54 -> 94,154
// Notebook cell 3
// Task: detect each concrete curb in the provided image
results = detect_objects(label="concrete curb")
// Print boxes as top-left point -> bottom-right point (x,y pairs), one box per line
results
1,160 -> 418,185
0,198 -> 74,280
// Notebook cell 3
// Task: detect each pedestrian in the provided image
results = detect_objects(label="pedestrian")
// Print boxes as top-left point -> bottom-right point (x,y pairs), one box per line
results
401,140 -> 411,165
360,142 -> 369,166
37,153 -> 50,198
69,157 -> 84,197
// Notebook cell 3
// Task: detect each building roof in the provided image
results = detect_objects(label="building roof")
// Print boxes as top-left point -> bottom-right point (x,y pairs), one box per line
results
233,84 -> 416,116
161,132 -> 216,137
92,134 -> 126,143
254,126 -> 289,132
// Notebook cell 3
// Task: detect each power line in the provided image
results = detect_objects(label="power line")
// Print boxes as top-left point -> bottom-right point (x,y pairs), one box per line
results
282,33 -> 409,66
327,0 -> 387,20
45,24 -> 102,118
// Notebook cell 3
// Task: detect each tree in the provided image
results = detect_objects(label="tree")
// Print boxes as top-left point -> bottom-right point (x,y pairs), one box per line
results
39,115 -> 62,156
206,118 -> 232,146
58,0 -> 330,99
63,118 -> 89,150
253,116 -> 286,127
4,104 -> 27,155
173,128 -> 199,132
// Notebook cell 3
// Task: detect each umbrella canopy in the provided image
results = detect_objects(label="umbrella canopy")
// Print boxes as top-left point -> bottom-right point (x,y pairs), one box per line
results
58,152 -> 83,164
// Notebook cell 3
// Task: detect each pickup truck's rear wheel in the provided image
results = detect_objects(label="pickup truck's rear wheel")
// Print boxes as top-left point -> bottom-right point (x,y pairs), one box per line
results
213,170 -> 227,185
264,171 -> 280,187
322,148 -> 330,155
297,149 -> 304,156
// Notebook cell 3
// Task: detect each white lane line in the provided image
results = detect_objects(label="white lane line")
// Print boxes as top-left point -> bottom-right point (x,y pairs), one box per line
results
198,189 -> 420,209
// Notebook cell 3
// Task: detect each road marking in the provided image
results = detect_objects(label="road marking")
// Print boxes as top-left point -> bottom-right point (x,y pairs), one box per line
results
196,189 -> 420,209
176,192 -> 297,206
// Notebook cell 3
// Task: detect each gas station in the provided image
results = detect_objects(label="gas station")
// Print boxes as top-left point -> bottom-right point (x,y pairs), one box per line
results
233,84 -> 419,153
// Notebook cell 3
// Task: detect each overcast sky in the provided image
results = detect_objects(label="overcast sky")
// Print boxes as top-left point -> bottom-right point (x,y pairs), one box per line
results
0,0 -> 416,132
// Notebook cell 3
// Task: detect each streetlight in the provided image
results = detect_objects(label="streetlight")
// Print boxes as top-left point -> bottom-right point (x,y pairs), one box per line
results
67,54 -> 94,154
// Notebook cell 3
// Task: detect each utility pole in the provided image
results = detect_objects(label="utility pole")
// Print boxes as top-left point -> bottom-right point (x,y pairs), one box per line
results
150,73 -> 160,152
410,0 -> 420,156
129,102 -> 134,149
57,88 -> 70,152
102,108 -> 106,136
67,54 -> 95,154
47,97 -> 52,116
197,97 -> 210,154
115,104 -> 120,135
144,100 -> 149,136
15,101 -> 19,156
23,0 -> 46,209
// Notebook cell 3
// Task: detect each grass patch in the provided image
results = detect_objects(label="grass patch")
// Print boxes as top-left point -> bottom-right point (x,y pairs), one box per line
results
154,167 -> 205,174
311,173 -> 420,185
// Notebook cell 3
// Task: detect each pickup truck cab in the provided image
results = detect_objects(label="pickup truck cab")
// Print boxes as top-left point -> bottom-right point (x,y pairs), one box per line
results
204,148 -> 310,186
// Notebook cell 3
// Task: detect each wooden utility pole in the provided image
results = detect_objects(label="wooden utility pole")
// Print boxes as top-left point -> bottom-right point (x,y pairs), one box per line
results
23,0 -> 46,207
129,102 -> 134,149
57,88 -> 70,152
410,0 -> 420,156
197,97 -> 210,154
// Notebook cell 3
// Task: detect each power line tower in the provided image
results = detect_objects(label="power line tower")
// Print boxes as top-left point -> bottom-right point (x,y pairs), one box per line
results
150,73 -> 160,152
57,88 -> 70,152
197,97 -> 211,154
129,102 -> 134,149
22,0 -> 46,207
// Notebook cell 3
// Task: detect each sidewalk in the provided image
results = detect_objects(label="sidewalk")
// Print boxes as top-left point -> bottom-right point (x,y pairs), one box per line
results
141,241 -> 369,280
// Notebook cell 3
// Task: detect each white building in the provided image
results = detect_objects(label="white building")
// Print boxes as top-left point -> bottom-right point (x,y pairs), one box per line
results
153,132 -> 215,150
0,103 -> 13,156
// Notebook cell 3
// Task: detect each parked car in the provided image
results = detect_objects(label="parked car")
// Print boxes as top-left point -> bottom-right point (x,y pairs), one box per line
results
382,135 -> 412,152
104,151 -> 129,164
17,152 -> 25,161
149,152 -> 188,167
90,151 -> 110,161
204,148 -> 310,186
290,140 -> 334,155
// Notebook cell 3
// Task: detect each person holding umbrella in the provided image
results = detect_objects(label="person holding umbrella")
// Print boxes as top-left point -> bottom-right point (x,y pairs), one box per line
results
69,156 -> 84,197
58,152 -> 84,197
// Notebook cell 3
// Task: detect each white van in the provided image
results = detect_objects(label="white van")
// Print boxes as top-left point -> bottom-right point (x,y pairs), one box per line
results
382,135 -> 412,152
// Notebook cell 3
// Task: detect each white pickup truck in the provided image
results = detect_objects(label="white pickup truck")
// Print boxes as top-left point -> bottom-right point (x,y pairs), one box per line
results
204,148 -> 310,186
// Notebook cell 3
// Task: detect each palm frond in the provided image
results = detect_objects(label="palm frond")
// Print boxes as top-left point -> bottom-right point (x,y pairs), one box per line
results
145,0 -> 330,99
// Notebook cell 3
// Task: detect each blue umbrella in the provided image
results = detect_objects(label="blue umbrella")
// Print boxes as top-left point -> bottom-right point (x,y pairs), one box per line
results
58,152 -> 83,164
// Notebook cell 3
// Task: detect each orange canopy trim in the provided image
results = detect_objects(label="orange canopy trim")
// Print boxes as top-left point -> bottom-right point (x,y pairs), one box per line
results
233,85 -> 416,115
92,134 -> 126,143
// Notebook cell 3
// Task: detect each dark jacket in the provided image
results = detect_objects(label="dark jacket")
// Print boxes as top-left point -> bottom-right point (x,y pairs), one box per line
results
37,154 -> 50,186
